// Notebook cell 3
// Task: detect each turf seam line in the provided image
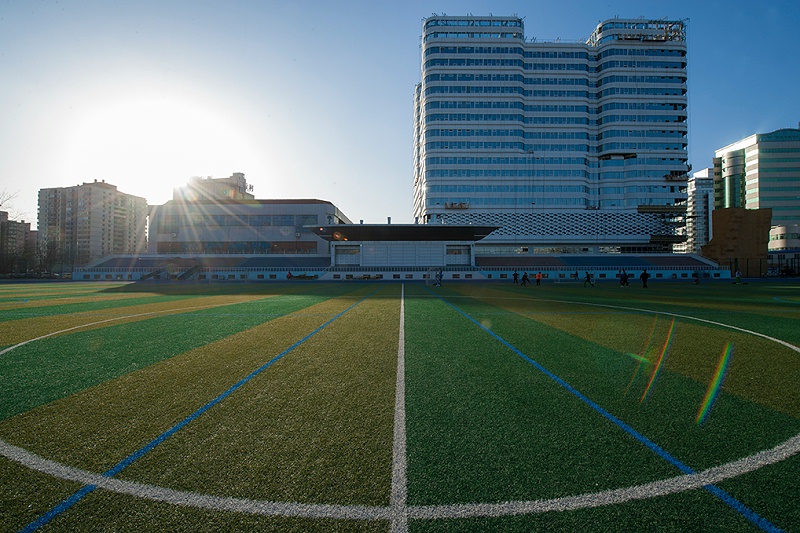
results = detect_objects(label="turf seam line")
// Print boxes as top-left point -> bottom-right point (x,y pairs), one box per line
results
17,289 -> 378,533
390,283 -> 408,533
426,288 -> 784,533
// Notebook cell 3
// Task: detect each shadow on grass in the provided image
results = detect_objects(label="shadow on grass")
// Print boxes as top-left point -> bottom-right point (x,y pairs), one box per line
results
96,279 -> 424,298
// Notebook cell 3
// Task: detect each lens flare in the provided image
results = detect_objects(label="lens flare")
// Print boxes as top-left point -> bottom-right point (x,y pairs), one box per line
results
623,356 -> 646,396
625,353 -> 649,363
624,315 -> 659,396
696,342 -> 734,425
640,318 -> 675,403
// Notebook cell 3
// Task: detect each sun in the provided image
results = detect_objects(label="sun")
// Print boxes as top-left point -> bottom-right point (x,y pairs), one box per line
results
59,92 -> 262,205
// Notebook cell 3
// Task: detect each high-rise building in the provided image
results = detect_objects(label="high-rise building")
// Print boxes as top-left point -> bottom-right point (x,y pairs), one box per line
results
713,128 -> 800,227
38,180 -> 148,267
413,16 -> 689,254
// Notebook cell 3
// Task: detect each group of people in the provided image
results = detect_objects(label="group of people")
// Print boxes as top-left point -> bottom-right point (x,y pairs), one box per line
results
513,271 -> 543,286
515,269 -> 650,287
587,269 -> 649,288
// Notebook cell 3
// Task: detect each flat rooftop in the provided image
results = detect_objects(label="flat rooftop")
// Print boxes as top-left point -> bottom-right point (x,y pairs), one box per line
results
309,224 -> 499,242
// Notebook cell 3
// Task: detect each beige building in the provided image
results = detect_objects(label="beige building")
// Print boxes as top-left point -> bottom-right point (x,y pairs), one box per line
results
38,180 -> 148,267
713,128 -> 800,252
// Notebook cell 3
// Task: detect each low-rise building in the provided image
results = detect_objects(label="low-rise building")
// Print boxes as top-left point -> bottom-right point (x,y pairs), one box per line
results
147,198 -> 351,257
701,207 -> 772,277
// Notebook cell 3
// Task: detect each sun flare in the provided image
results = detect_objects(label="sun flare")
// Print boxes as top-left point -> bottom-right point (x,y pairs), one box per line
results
60,93 -> 261,204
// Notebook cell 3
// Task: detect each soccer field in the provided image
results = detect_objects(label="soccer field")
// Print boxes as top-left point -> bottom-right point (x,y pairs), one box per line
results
1,280 -> 798,532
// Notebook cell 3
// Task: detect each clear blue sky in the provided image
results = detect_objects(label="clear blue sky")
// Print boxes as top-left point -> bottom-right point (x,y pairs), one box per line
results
1,0 -> 798,227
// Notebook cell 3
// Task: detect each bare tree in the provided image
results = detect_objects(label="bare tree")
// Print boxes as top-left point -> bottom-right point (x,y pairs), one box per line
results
0,189 -> 20,218
0,247 -> 13,274
0,189 -> 18,204
38,237 -> 62,274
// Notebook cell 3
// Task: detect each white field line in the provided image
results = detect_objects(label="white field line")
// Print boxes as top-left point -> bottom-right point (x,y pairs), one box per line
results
408,433 -> 800,519
1,433 -> 798,521
0,302 -> 255,358
2,289 -> 799,525
455,293 -> 800,356
562,299 -> 800,355
391,283 -> 408,532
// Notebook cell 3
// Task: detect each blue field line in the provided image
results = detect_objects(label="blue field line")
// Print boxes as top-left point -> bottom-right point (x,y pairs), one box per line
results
426,288 -> 783,533
19,289 -> 377,533
772,297 -> 800,304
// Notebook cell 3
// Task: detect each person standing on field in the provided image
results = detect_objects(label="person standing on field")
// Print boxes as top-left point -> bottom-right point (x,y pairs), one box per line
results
640,269 -> 650,288
584,271 -> 594,287
536,271 -> 542,286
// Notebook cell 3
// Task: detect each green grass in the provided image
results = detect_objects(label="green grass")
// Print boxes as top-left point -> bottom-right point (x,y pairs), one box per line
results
0,294 -> 336,419
439,286 -> 799,464
404,290 -> 677,504
46,491 -> 388,533
0,294 -> 208,323
0,456 -> 83,530
120,286 -> 400,506
0,279 -> 798,532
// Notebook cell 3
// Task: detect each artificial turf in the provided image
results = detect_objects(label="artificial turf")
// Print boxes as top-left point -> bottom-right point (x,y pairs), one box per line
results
0,279 -> 797,532
120,285 -> 400,506
0,293 -> 335,419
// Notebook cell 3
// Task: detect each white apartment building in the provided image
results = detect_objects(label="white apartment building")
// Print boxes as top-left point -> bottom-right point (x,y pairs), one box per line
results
676,168 -> 715,254
38,180 -> 148,267
413,16 -> 689,254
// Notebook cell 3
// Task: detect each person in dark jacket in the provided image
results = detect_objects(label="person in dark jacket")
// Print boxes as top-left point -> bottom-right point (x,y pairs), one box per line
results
640,269 -> 650,288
